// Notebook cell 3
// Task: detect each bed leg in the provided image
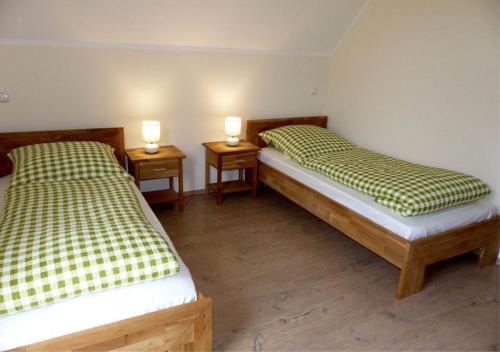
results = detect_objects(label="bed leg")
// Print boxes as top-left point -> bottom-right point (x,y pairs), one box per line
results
193,296 -> 213,351
396,247 -> 426,299
170,296 -> 212,352
478,233 -> 499,269
478,219 -> 500,269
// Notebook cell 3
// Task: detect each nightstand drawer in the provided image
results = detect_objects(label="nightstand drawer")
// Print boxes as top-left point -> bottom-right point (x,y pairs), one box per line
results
140,159 -> 179,180
222,152 -> 256,170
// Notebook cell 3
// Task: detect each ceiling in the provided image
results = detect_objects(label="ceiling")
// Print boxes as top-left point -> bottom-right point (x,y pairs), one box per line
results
0,0 -> 368,55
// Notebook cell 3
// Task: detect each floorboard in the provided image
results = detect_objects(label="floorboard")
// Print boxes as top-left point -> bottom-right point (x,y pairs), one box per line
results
154,189 -> 499,351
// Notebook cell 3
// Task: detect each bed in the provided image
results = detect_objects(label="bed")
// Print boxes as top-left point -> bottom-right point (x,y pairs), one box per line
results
0,128 -> 212,351
247,116 -> 499,299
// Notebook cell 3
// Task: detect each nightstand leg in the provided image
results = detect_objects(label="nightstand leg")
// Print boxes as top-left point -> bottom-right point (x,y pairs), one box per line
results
205,150 -> 210,193
169,177 -> 173,189
178,159 -> 184,211
252,165 -> 258,198
216,156 -> 223,205
239,169 -> 244,181
134,163 -> 141,189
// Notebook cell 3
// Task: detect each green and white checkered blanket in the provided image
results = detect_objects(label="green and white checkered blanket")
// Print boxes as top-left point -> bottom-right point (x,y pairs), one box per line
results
0,176 -> 180,316
260,125 -> 356,164
302,149 -> 491,216
9,141 -> 131,186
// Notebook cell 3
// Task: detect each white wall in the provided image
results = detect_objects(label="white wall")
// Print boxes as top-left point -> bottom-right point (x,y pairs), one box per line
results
0,45 -> 328,192
325,0 -> 500,210
1,0 -> 498,205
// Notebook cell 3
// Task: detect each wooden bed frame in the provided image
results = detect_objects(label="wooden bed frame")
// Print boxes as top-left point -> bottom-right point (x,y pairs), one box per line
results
247,116 -> 499,299
0,127 -> 212,351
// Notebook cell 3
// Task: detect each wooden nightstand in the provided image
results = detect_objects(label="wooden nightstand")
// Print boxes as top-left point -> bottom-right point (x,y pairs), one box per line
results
126,146 -> 186,211
203,141 -> 261,205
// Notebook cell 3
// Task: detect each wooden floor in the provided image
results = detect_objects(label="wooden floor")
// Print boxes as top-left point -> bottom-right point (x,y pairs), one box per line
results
155,189 -> 499,351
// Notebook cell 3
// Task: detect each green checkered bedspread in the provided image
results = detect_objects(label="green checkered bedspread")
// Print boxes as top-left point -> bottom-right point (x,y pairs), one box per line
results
0,176 -> 180,316
302,149 -> 490,216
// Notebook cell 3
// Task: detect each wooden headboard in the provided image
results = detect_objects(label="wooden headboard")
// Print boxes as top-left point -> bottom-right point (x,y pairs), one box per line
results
0,127 -> 125,177
246,116 -> 328,147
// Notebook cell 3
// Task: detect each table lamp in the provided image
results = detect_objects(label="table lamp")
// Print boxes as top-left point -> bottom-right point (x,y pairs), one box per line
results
142,120 -> 161,153
225,116 -> 241,147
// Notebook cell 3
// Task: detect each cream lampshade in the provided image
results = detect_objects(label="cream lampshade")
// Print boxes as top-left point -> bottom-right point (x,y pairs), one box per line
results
224,116 -> 241,146
142,120 -> 161,153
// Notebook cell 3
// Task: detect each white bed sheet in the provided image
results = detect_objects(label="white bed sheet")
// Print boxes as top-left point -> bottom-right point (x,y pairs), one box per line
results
259,147 -> 497,240
0,175 -> 197,351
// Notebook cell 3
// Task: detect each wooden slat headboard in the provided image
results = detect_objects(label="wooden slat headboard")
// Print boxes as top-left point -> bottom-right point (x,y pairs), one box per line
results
246,116 -> 328,147
0,127 -> 125,177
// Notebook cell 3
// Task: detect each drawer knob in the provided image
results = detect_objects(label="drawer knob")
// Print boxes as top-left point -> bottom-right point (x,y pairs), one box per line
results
154,168 -> 166,171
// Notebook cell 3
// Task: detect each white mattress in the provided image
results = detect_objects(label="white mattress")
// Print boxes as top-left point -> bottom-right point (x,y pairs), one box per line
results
0,175 -> 197,351
259,147 -> 497,240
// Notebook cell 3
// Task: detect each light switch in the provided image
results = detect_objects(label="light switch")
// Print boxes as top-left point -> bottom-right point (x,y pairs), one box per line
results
0,92 -> 9,103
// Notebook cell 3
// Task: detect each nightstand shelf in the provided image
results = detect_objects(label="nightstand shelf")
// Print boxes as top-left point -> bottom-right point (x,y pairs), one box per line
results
126,146 -> 185,210
207,180 -> 253,194
203,140 -> 261,205
143,189 -> 179,205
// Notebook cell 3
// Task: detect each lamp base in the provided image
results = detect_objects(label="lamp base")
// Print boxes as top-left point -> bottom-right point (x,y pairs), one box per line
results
145,143 -> 159,153
226,136 -> 240,147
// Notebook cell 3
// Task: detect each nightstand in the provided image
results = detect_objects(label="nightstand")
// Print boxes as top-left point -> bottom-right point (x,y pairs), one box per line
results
126,146 -> 185,211
203,141 -> 261,205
